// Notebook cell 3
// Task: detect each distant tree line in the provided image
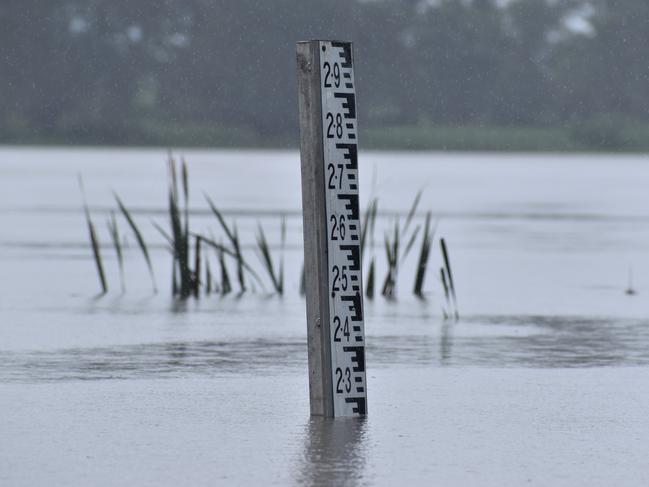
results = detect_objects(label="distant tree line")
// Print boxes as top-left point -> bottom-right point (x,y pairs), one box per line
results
1,0 -> 648,147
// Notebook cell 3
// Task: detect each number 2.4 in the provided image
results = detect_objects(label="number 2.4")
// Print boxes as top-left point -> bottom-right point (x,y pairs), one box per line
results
333,316 -> 350,342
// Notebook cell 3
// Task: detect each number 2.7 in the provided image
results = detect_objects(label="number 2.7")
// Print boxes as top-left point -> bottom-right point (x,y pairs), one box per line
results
327,163 -> 344,190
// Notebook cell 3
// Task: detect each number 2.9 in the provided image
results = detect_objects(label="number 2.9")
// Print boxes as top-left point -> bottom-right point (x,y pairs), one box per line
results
323,62 -> 340,88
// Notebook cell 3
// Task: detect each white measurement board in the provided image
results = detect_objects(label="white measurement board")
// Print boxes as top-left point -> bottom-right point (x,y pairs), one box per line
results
319,41 -> 367,416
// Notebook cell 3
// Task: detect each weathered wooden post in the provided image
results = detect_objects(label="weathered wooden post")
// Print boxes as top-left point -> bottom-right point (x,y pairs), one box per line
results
296,40 -> 367,417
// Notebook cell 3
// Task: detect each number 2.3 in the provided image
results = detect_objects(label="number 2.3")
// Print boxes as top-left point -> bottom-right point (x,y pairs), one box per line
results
335,367 -> 352,393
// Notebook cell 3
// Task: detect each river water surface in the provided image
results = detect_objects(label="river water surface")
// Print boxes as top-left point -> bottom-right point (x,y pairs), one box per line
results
1,147 -> 648,486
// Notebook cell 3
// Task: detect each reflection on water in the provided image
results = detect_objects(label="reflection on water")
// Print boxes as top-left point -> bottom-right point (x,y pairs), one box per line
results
296,417 -> 368,487
1,315 -> 648,382
0,339 -> 306,382
440,321 -> 454,364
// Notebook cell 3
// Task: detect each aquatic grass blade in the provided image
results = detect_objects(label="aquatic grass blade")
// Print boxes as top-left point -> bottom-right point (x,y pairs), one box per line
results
256,222 -> 281,293
440,267 -> 450,302
383,220 -> 400,298
195,232 -> 264,290
403,189 -> 422,235
381,231 -> 395,298
219,245 -> 232,295
169,189 -> 190,297
279,215 -> 286,294
168,152 -> 178,203
413,212 -> 432,297
181,158 -> 190,268
232,224 -> 246,292
114,192 -> 157,293
107,211 -> 125,292
172,259 -> 178,296
205,258 -> 212,295
366,257 -> 375,299
360,199 -> 378,263
151,220 -> 175,254
440,237 -> 458,317
440,267 -> 452,319
205,195 -> 236,244
88,220 -> 107,294
402,224 -> 421,261
193,235 -> 201,297
360,198 -> 374,260
79,175 -> 107,294
205,195 -> 261,290
181,157 -> 189,204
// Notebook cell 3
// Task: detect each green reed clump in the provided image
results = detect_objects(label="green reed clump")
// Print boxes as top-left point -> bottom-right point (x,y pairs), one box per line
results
79,156 -> 462,319
164,156 -> 209,298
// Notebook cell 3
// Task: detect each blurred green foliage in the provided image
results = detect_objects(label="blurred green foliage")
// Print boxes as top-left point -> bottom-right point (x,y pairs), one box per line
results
1,0 -> 649,150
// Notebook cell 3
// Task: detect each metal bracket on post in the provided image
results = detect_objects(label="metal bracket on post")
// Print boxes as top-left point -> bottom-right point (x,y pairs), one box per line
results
297,40 -> 367,417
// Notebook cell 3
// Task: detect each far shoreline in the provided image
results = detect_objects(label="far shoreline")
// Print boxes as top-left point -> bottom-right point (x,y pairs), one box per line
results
3,122 -> 649,154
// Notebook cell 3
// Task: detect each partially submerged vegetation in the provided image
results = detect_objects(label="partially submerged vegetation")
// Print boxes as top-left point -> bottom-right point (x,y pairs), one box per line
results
81,155 -> 460,320
79,175 -> 107,295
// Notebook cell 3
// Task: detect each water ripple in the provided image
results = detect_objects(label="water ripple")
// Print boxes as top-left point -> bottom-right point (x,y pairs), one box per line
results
2,316 -> 648,383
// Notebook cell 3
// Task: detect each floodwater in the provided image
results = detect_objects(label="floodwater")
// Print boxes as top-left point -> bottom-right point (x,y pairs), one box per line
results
1,147 -> 648,486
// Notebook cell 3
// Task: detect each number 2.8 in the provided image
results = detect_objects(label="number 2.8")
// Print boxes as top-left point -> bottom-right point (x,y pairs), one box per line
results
326,112 -> 343,139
